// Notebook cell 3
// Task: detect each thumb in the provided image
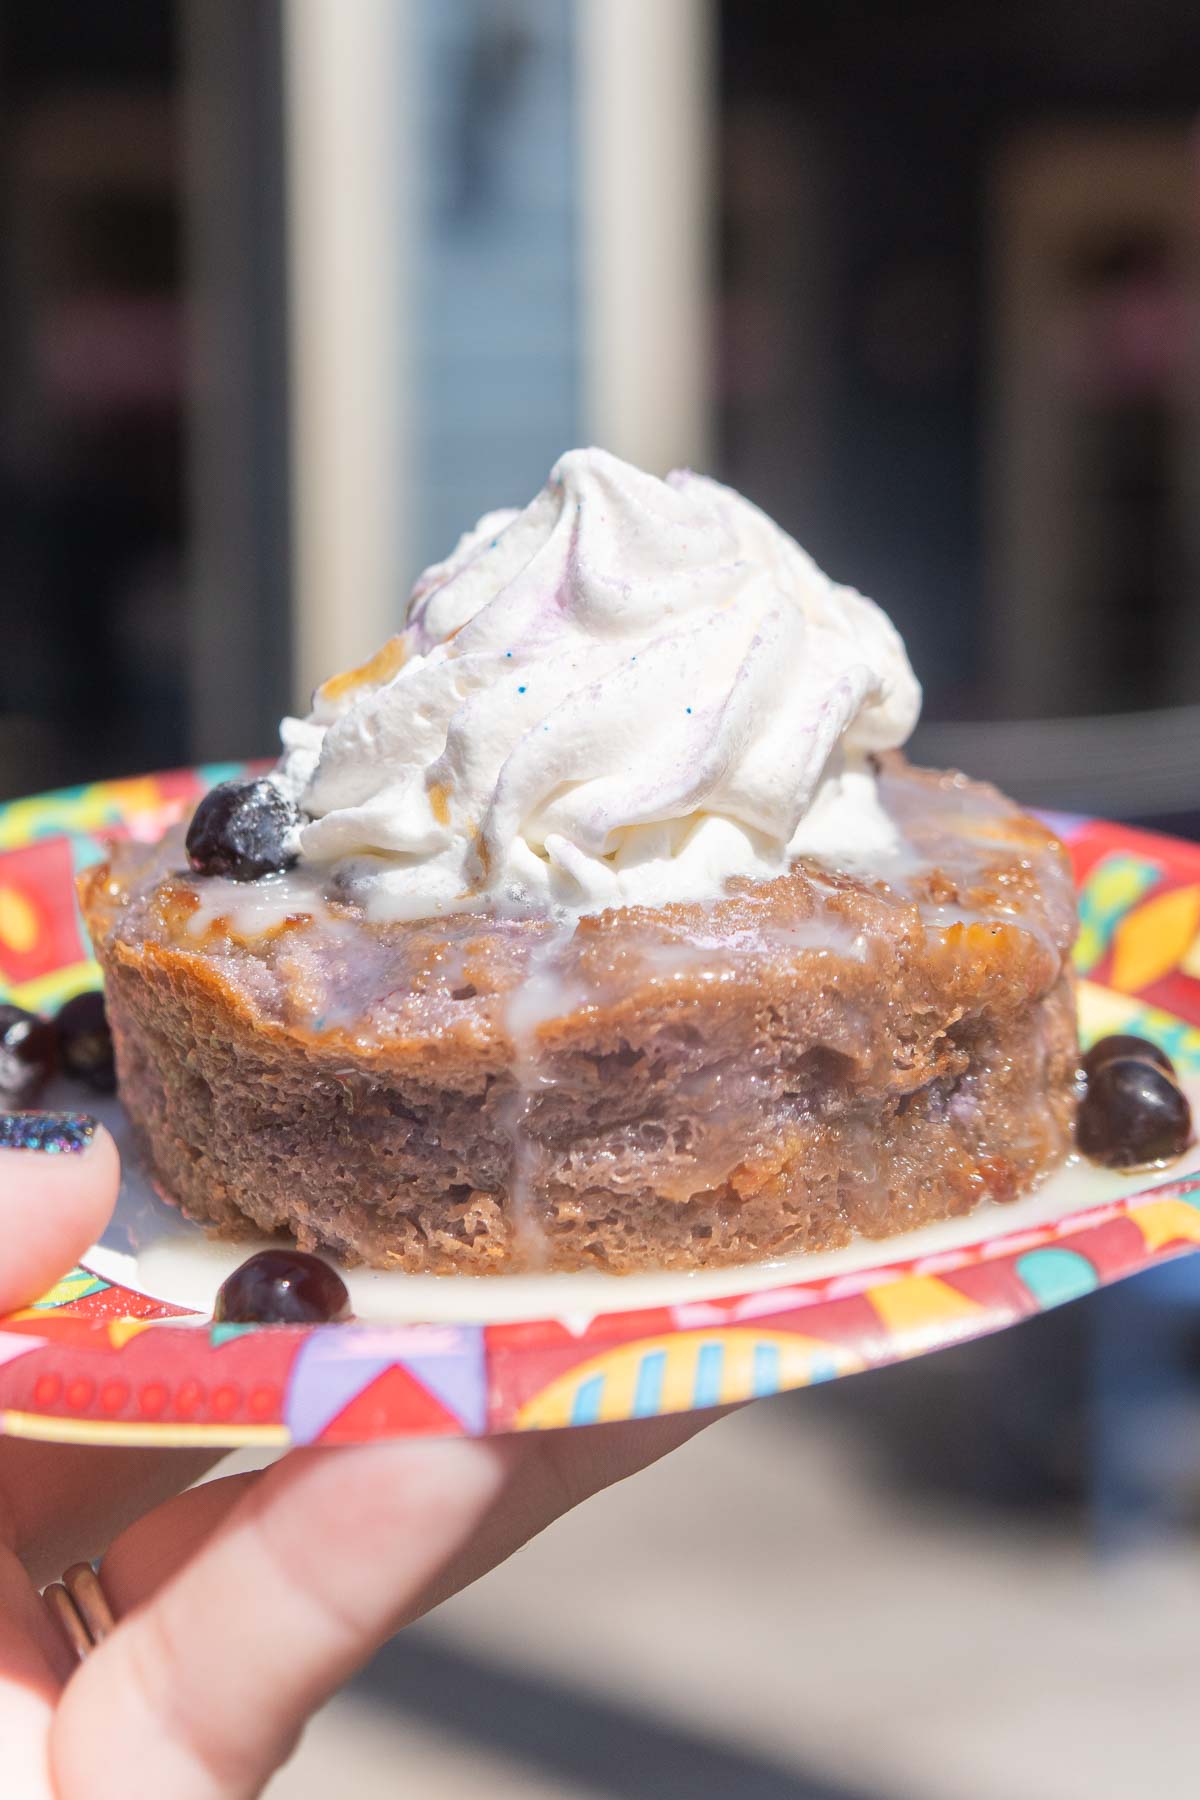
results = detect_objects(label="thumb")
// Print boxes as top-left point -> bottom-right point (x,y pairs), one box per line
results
52,1438 -> 518,1799
0,1113 -> 118,1312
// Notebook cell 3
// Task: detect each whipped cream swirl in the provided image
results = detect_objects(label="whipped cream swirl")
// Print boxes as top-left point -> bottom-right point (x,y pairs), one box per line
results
277,448 -> 921,920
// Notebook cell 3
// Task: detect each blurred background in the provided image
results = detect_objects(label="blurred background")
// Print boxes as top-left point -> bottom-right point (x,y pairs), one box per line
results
3,1 -> 1200,1794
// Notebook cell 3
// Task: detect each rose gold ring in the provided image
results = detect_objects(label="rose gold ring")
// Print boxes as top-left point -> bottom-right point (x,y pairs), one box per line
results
42,1563 -> 115,1664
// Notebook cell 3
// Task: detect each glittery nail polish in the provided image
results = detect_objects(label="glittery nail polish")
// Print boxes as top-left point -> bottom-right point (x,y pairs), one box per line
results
0,1112 -> 98,1155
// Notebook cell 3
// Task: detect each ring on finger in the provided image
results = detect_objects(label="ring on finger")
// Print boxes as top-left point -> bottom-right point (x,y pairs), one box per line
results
42,1561 -> 116,1663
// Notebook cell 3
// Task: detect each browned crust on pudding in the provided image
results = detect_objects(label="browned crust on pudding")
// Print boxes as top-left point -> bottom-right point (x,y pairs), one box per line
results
80,755 -> 1080,1274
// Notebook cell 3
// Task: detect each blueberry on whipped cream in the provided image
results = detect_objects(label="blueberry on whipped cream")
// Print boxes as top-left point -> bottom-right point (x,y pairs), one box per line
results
186,777 -> 301,881
271,447 -> 922,921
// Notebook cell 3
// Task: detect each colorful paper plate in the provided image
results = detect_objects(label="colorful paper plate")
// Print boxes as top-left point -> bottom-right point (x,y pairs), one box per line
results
1,769 -> 1199,1450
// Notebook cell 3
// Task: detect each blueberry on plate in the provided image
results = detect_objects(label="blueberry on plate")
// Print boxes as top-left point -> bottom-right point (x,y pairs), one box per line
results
1077,1055 -> 1191,1170
0,1003 -> 57,1106
56,990 -> 116,1094
1081,1032 -> 1174,1083
186,778 -> 300,882
214,1249 -> 352,1325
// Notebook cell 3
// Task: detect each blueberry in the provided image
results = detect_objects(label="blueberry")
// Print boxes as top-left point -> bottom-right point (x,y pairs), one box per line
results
214,1249 -> 352,1325
186,779 -> 300,881
1077,1056 -> 1191,1169
0,1004 -> 57,1106
1081,1033 -> 1174,1083
56,990 -> 116,1094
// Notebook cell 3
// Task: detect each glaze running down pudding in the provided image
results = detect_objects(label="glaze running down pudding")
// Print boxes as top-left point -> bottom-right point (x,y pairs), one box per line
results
82,451 -> 1079,1273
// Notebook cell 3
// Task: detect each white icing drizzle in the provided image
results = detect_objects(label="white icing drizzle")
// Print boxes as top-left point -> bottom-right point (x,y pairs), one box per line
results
183,869 -> 337,940
499,924 -> 584,1266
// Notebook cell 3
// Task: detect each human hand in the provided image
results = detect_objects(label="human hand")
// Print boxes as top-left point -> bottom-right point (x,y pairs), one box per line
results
0,1113 -> 714,1798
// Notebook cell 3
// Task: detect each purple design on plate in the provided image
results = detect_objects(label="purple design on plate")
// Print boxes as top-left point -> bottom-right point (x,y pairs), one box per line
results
1033,809 -> 1088,842
394,1336 -> 489,1434
283,1325 -> 487,1443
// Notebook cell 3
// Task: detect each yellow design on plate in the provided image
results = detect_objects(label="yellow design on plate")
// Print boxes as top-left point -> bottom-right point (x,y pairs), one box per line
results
0,776 -> 165,849
106,1317 -> 158,1350
1111,884 -> 1200,993
1128,1198 -> 1200,1253
865,1274 -> 982,1354
516,1329 -> 863,1430
0,886 -> 40,955
31,1268 -> 106,1311
0,1412 -> 290,1449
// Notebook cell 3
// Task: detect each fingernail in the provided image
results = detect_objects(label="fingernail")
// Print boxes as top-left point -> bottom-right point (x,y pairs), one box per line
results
0,1112 -> 98,1155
